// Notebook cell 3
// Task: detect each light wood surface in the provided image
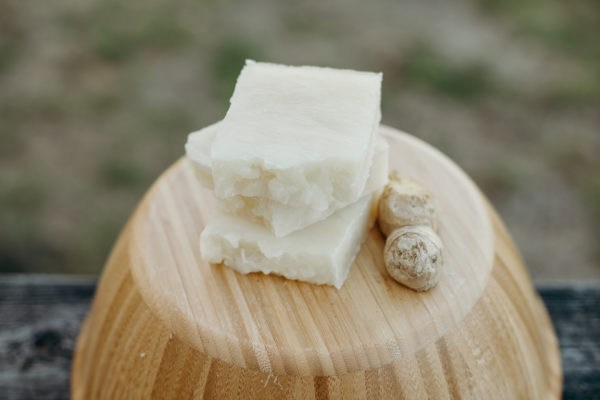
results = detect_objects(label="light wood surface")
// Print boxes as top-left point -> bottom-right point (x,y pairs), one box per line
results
72,126 -> 561,399
5,277 -> 596,398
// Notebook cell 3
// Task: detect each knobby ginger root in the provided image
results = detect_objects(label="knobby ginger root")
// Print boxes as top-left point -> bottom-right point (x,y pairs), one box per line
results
383,225 -> 443,291
378,172 -> 443,291
378,172 -> 437,236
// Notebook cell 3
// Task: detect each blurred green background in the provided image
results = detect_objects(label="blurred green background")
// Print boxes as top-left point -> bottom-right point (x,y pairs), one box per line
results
1,0 -> 599,281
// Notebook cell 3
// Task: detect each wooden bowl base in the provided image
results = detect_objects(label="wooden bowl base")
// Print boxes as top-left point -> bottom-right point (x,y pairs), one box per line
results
72,127 -> 561,399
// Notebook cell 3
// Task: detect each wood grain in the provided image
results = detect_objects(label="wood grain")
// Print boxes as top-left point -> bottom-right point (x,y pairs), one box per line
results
130,127 -> 494,376
4,277 -> 594,400
71,126 -> 561,398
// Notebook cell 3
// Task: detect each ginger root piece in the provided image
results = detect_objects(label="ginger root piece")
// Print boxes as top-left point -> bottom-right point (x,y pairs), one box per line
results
383,225 -> 443,291
378,172 -> 437,237
378,171 -> 443,291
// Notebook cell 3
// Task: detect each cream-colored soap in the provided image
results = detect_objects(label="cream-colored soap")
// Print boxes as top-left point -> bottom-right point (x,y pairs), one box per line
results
200,192 -> 379,289
185,121 -> 219,187
210,60 -> 382,211
186,122 -> 388,236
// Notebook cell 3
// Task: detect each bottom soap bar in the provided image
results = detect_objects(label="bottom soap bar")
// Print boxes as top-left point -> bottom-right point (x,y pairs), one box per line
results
200,192 -> 379,289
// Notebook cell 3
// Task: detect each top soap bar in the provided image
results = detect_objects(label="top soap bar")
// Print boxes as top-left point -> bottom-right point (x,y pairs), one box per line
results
210,60 -> 382,212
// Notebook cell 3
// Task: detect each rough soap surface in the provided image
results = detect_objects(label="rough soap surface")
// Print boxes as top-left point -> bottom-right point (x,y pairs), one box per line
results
210,60 -> 382,211
186,122 -> 389,236
200,193 -> 379,289
185,121 -> 219,187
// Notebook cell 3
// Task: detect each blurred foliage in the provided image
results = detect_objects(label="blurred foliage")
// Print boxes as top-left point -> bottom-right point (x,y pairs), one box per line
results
212,38 -> 265,101
88,15 -> 193,62
0,31 -> 20,74
99,159 -> 145,189
0,178 -> 46,215
476,164 -> 521,201
0,0 -> 599,278
0,176 -> 50,273
480,0 -> 600,104
480,0 -> 600,57
545,74 -> 600,105
143,106 -> 197,136
400,45 -> 495,101
0,3 -> 22,73
549,139 -> 600,225
585,176 -> 600,227
60,1 -> 193,63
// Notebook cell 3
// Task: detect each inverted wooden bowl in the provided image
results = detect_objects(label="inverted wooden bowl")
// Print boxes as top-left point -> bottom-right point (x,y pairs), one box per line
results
72,126 -> 561,399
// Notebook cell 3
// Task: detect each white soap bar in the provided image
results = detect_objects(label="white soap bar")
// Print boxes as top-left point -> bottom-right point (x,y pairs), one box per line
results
211,60 -> 382,211
185,121 -> 219,187
200,192 -> 379,289
186,122 -> 388,236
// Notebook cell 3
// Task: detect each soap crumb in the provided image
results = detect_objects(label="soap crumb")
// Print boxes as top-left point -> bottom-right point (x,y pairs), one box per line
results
139,352 -> 146,359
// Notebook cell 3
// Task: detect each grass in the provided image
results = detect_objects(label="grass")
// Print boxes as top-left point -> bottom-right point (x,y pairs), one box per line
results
479,0 -> 600,65
99,158 -> 146,189
400,45 -> 495,101
0,177 -> 49,273
283,11 -> 316,34
544,72 -> 600,105
76,215 -> 124,274
0,33 -> 19,73
548,141 -> 598,192
578,173 -> 600,263
477,163 -> 521,201
137,15 -> 193,49
143,106 -> 198,137
479,0 -> 600,109
87,92 -> 123,115
0,230 -> 62,273
212,38 -> 265,101
90,27 -> 140,63
546,138 -> 592,181
0,120 -> 24,158
583,176 -> 600,227
61,2 -> 193,63
91,16 -> 193,63
547,138 -> 600,263
0,95 -> 71,122
1,0 -> 598,278
0,3 -> 21,73
0,177 -> 46,214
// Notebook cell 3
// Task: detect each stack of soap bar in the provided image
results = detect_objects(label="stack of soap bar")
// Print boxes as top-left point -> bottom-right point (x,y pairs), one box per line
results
188,124 -> 388,288
185,61 -> 387,288
186,122 -> 389,236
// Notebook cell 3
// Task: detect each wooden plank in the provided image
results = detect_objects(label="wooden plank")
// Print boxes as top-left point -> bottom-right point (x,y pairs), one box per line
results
0,275 -> 95,400
538,284 -> 600,400
0,276 -> 598,399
